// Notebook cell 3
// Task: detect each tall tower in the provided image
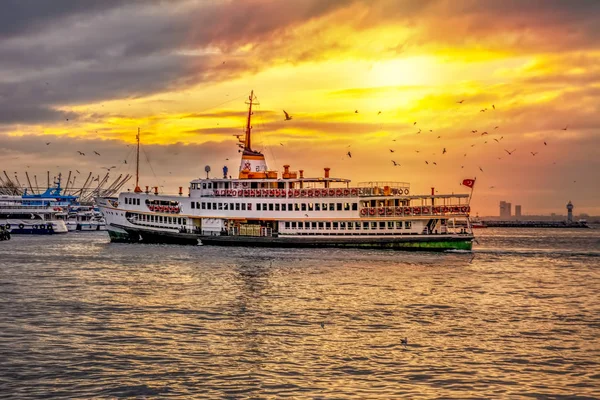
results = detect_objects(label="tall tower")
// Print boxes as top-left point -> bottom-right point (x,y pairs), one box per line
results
566,201 -> 574,223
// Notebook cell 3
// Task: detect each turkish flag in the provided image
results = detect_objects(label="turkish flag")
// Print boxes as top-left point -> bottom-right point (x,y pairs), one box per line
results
462,178 -> 475,188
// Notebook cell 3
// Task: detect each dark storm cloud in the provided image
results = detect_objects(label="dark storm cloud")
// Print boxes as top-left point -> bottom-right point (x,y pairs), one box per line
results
2,0 -> 600,126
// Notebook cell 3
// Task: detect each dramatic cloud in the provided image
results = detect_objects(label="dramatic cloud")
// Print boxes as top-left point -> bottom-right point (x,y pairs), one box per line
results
1,0 -> 599,214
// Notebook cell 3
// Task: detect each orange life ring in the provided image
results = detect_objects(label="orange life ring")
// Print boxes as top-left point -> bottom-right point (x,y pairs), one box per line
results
452,206 -> 459,213
314,190 -> 320,197
351,189 -> 358,196
386,208 -> 393,216
343,189 -> 350,196
423,207 -> 430,214
328,189 -> 335,196
467,206 -> 471,213
413,207 -> 421,215
294,190 -> 301,197
433,207 -> 440,213
461,206 -> 467,213
263,189 -> 269,197
300,189 -> 306,197
395,207 -> 402,216
360,208 -> 367,216
378,207 -> 385,216
269,189 -> 275,197
244,189 -> 249,197
308,189 -> 314,197
321,189 -> 328,197
250,190 -> 256,197
336,189 -> 343,196
404,207 -> 411,215
369,208 -> 376,216
288,190 -> 294,197
442,206 -> 449,213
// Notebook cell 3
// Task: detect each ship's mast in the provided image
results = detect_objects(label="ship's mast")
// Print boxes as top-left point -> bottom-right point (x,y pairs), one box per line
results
134,127 -> 142,193
244,90 -> 255,151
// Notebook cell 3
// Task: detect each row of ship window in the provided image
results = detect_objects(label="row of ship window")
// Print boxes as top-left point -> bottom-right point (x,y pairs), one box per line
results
124,198 -> 140,206
129,213 -> 186,225
284,220 -> 412,230
190,202 -> 359,212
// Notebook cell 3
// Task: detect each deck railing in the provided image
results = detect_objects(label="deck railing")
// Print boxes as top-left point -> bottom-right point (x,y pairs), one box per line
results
360,205 -> 471,217
207,186 -> 412,198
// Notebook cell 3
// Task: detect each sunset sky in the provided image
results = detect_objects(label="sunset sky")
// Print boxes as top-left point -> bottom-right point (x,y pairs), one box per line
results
1,0 -> 599,216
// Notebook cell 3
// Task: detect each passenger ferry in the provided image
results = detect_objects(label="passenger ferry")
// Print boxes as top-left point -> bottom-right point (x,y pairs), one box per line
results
0,196 -> 68,234
66,206 -> 107,232
98,91 -> 475,251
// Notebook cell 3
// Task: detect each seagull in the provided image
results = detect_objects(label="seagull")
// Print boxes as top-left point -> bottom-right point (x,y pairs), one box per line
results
490,186 -> 495,189
562,125 -> 568,131
494,126 -> 499,129
442,148 -> 447,154
493,138 -> 500,143
401,337 -> 408,346
457,100 -> 464,104
389,149 -> 395,153
433,162 -> 437,165
283,110 -> 292,121
377,111 -> 382,115
413,122 -> 417,125
391,160 -> 399,166
492,104 -> 495,110
304,214 -> 309,217
76,170 -> 80,174
471,144 -> 476,147
504,149 -> 516,155
415,150 -> 420,153
94,151 -> 100,156
471,130 -> 478,133
320,322 -> 325,329
425,161 -> 429,165
123,160 -> 127,164
437,136 -> 441,139
461,165 -> 464,168
347,151 -> 352,158
480,109 -> 486,112
280,143 -> 284,146
531,152 -> 538,156
544,141 -> 547,146
46,142 -> 51,145
479,166 -> 484,172
66,118 -> 69,121
354,110 -> 359,114
481,132 -> 488,136
77,151 -> 85,156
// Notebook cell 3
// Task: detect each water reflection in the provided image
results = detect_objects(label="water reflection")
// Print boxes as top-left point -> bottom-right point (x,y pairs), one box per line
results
0,230 -> 598,398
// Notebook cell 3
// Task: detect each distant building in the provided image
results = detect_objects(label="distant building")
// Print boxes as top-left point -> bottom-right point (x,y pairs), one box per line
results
499,201 -> 512,218
567,201 -> 574,223
515,205 -> 522,218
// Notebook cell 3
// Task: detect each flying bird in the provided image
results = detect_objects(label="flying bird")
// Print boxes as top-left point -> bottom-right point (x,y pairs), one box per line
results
413,122 -> 417,125
504,149 -> 516,155
531,152 -> 538,156
77,151 -> 85,156
481,132 -> 488,136
320,322 -> 325,329
415,150 -> 420,153
480,109 -> 486,112
354,110 -> 359,114
471,130 -> 478,133
76,170 -> 80,174
377,111 -> 382,115
283,110 -> 292,121
492,104 -> 495,110
390,149 -> 395,153
437,136 -> 441,139
457,100 -> 464,104
544,141 -> 547,146
280,143 -> 284,146
391,160 -> 399,166
470,144 -> 476,147
401,337 -> 408,346
46,142 -> 51,145
425,161 -> 429,165
494,138 -> 500,143
433,162 -> 437,165
442,148 -> 447,154
93,151 -> 101,156
123,160 -> 127,164
479,166 -> 484,172
494,126 -> 499,129
347,151 -> 352,158
562,125 -> 568,131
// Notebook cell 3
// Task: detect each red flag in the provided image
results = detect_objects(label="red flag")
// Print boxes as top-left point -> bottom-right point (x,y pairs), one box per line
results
462,178 -> 475,188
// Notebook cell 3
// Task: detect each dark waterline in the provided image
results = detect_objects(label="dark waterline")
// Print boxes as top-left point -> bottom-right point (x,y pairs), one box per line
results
1,228 -> 599,398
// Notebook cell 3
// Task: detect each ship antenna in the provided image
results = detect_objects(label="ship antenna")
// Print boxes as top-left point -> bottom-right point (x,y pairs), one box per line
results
134,127 -> 142,193
244,90 -> 255,151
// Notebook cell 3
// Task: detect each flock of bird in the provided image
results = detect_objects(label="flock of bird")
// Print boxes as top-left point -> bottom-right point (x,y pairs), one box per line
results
281,100 -> 563,189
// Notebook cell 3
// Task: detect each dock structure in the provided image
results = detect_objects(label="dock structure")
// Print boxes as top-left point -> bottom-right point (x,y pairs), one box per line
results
483,220 -> 589,228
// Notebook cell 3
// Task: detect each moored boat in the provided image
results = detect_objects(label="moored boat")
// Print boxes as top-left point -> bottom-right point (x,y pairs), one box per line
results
98,91 -> 475,251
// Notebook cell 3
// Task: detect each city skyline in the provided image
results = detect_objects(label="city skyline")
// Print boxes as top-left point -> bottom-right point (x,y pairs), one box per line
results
1,1 -> 599,215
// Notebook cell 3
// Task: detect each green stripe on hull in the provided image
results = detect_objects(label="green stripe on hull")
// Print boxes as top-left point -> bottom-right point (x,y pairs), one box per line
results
348,240 -> 473,251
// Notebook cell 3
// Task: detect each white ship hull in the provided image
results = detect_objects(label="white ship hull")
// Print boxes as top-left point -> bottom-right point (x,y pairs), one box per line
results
2,219 -> 68,234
